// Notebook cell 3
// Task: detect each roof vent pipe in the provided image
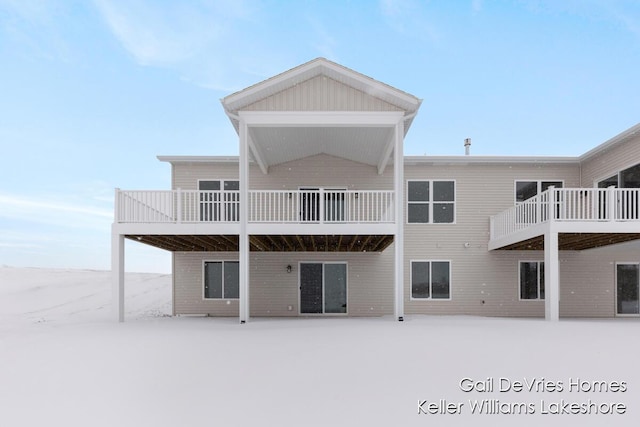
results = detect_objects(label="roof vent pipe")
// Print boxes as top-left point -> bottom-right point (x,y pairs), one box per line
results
464,138 -> 471,156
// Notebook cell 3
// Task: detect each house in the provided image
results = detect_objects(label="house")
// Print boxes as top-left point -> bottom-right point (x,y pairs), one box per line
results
111,58 -> 640,323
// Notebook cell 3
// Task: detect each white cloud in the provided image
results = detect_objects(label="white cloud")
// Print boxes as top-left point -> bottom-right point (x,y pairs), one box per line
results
92,0 -> 275,91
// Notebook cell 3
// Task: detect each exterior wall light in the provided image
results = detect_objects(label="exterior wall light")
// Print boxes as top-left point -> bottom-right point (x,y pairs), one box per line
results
286,265 -> 292,273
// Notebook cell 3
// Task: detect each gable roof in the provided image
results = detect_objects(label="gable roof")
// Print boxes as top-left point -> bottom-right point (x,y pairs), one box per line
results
220,57 -> 422,134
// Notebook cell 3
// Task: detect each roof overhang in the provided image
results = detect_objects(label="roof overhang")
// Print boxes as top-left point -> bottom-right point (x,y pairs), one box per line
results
580,122 -> 640,162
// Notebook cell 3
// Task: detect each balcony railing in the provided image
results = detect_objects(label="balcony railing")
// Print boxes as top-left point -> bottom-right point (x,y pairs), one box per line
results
115,189 -> 394,224
490,187 -> 640,240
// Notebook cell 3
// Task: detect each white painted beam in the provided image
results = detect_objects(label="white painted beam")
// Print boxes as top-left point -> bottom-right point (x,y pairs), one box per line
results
239,119 -> 250,324
247,131 -> 269,175
544,230 -> 560,321
239,111 -> 404,126
394,119 -> 405,321
377,134 -> 395,175
111,229 -> 125,322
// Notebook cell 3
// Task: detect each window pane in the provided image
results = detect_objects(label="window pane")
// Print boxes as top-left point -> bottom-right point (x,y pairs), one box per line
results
433,203 -> 454,223
541,181 -> 563,191
224,180 -> 239,190
324,264 -> 347,313
224,261 -> 239,299
598,175 -> 618,189
204,262 -> 223,298
539,262 -> 545,300
199,180 -> 221,191
431,262 -> 450,299
408,181 -> 429,202
617,264 -> 639,314
411,262 -> 430,298
516,181 -> 537,202
520,262 -> 538,299
620,163 -> 640,188
433,181 -> 454,202
408,204 -> 429,223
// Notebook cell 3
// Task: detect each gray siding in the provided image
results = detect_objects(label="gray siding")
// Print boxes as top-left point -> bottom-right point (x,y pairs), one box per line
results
244,75 -> 402,112
403,161 -> 583,317
174,250 -> 393,317
580,133 -> 640,186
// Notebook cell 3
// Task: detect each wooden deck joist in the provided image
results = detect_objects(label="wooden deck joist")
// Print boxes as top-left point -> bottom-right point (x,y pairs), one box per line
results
126,234 -> 394,253
497,233 -> 640,251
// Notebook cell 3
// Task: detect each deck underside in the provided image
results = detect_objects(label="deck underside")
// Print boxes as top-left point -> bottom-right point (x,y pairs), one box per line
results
125,234 -> 394,252
497,232 -> 640,250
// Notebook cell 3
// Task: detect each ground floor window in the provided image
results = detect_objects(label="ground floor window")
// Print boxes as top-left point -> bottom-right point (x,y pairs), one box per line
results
411,261 -> 451,299
299,262 -> 347,314
203,261 -> 239,299
520,261 -> 544,300
617,263 -> 639,315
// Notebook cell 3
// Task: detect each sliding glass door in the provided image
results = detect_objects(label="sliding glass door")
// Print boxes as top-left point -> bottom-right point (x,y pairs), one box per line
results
300,262 -> 347,314
617,263 -> 639,315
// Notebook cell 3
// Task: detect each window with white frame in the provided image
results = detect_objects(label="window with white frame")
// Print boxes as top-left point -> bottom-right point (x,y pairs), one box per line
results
515,180 -> 563,203
407,180 -> 455,223
204,261 -> 239,299
198,180 -> 239,222
411,261 -> 451,299
520,261 -> 544,300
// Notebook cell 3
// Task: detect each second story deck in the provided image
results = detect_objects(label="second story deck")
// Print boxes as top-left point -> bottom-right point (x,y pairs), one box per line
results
489,187 -> 640,250
114,188 -> 396,236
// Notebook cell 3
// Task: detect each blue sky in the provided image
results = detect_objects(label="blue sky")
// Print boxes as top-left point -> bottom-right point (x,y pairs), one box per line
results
1,0 -> 639,273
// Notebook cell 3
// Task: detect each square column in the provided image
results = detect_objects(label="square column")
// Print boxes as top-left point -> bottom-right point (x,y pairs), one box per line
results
544,230 -> 559,321
111,230 -> 125,322
239,119 -> 250,324
394,119 -> 405,321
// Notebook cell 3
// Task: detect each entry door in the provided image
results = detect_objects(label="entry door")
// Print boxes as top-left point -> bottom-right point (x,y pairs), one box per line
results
300,188 -> 320,222
617,264 -> 640,315
300,263 -> 347,314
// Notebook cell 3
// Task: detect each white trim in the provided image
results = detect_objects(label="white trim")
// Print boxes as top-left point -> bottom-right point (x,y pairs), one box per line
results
409,259 -> 452,301
202,260 -> 240,300
580,122 -> 640,162
406,179 -> 457,225
239,111 -> 405,127
298,261 -> 349,315
615,262 -> 640,317
518,260 -> 545,301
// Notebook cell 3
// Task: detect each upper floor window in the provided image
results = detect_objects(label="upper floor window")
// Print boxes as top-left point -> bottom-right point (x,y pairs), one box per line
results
515,180 -> 563,203
407,180 -> 455,223
198,180 -> 239,222
598,162 -> 640,189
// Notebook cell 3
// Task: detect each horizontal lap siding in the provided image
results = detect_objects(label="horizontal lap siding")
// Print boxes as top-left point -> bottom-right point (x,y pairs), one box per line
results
244,75 -> 403,112
403,162 -> 582,317
172,155 -> 392,191
174,251 -> 394,317
580,134 -> 640,186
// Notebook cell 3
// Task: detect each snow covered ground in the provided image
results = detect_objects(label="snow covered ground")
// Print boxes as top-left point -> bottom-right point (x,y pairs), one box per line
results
1,266 -> 639,426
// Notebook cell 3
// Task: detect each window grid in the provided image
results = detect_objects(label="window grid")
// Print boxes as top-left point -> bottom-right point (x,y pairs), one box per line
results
407,180 -> 455,224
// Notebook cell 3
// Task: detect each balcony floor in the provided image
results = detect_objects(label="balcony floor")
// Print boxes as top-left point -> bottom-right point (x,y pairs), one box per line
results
126,234 -> 394,253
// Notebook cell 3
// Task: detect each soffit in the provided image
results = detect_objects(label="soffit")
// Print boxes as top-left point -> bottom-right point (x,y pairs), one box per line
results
249,126 -> 393,168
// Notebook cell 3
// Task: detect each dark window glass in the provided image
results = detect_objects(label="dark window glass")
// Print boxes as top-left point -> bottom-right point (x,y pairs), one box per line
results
433,203 -> 454,223
431,262 -> 450,299
408,204 -> 429,223
541,181 -> 563,191
199,180 -> 221,191
224,261 -> 239,299
408,181 -> 429,202
598,175 -> 618,189
520,262 -> 539,299
617,264 -> 639,314
621,163 -> 640,188
516,181 -> 538,202
224,180 -> 239,191
433,181 -> 454,201
411,262 -> 430,299
204,262 -> 223,299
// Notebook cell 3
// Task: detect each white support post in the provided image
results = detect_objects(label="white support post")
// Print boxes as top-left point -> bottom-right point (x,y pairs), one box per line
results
239,118 -> 250,324
111,229 -> 125,322
544,229 -> 559,321
176,188 -> 182,223
394,120 -> 404,321
607,185 -> 616,221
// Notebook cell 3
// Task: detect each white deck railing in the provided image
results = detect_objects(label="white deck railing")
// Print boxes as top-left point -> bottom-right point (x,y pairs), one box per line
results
115,189 -> 394,224
490,187 -> 640,240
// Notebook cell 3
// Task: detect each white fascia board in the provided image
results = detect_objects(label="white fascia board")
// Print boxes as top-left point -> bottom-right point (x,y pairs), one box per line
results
157,156 -> 243,164
405,155 -> 580,165
247,223 -> 396,235
113,223 -> 242,236
238,111 -> 405,127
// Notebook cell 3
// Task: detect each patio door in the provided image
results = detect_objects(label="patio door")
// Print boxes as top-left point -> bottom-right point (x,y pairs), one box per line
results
299,188 -> 346,222
300,262 -> 347,314
617,263 -> 639,315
